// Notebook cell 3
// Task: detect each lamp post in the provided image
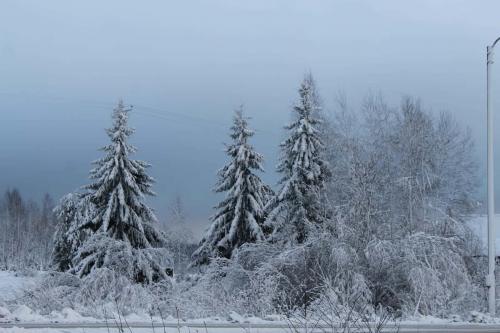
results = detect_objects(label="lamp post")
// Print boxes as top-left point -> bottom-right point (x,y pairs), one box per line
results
487,37 -> 500,316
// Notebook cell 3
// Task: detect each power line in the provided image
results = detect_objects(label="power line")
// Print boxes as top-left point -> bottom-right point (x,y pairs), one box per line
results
132,105 -> 275,136
0,92 -> 277,136
133,104 -> 228,129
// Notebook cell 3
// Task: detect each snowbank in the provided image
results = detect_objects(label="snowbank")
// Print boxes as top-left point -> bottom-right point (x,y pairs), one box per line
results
0,272 -> 39,303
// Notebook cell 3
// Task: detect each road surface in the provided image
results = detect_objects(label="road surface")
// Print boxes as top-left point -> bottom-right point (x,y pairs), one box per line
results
2,322 -> 500,333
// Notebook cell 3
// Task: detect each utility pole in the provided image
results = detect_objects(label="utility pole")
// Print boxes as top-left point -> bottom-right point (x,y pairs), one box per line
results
487,37 -> 500,316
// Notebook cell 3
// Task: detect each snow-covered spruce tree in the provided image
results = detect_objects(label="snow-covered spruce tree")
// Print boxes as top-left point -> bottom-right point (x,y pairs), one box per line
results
52,193 -> 88,272
265,76 -> 330,245
73,101 -> 172,283
192,108 -> 268,266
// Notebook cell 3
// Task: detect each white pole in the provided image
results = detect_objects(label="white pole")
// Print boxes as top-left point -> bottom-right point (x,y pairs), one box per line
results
487,43 -> 497,316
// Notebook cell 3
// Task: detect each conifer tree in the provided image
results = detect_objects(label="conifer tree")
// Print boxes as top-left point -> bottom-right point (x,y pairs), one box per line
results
192,108 -> 268,265
265,76 -> 330,244
80,100 -> 163,247
72,101 -> 171,282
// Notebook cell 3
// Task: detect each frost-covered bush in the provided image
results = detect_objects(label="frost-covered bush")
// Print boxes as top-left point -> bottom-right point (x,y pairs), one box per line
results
256,234 -> 368,315
170,258 -> 254,318
72,234 -> 173,284
165,249 -> 284,319
75,268 -> 170,316
365,232 -> 483,316
19,272 -> 81,315
183,232 -> 373,321
309,272 -> 372,323
232,241 -> 281,270
20,269 -> 171,318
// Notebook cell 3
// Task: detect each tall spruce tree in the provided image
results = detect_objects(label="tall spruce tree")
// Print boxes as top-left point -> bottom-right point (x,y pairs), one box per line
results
192,108 -> 268,266
80,100 -> 162,247
265,76 -> 330,244
72,101 -> 171,282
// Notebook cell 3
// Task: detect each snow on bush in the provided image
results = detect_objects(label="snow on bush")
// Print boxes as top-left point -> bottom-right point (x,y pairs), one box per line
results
72,234 -> 172,284
365,232 -> 483,316
19,272 -> 81,315
19,270 -> 168,318
254,233 -> 369,316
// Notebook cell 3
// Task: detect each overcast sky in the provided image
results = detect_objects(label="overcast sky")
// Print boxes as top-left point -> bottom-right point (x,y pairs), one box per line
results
1,0 -> 500,236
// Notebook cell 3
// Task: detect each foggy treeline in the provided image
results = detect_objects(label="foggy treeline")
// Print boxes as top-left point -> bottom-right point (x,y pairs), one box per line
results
0,189 -> 195,273
0,189 -> 56,271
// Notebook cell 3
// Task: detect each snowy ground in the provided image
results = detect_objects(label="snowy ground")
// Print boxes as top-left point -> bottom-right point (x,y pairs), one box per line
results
4,323 -> 500,333
1,263 -> 500,332
0,271 -> 288,329
0,272 -> 39,303
1,326 -> 288,333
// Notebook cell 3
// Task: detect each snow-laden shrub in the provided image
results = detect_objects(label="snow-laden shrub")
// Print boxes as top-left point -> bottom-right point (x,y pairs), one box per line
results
254,234 -> 370,315
75,268 -> 170,317
365,232 -> 483,316
166,251 -> 283,319
72,234 -> 173,284
232,241 -> 281,270
309,272 -> 372,323
18,272 -> 81,315
20,269 -> 171,318
170,258 -> 253,318
305,270 -> 397,333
